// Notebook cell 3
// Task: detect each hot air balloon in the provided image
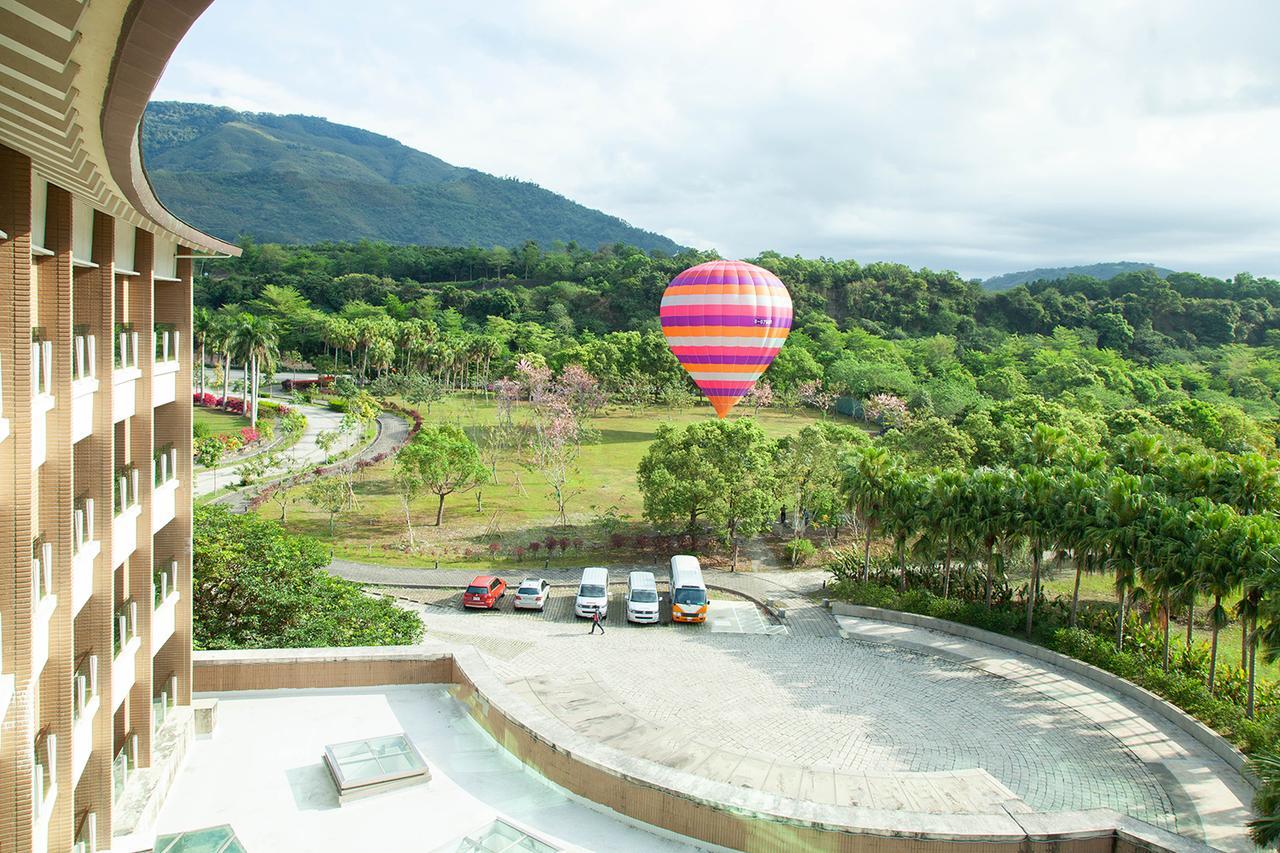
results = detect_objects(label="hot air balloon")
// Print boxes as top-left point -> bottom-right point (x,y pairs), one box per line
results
660,260 -> 792,418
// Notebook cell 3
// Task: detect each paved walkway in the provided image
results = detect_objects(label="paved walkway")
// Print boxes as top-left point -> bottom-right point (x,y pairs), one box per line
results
194,401 -> 357,498
343,562 -> 1255,851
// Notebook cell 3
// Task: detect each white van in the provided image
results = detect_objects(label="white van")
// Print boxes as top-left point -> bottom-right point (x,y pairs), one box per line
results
669,555 -> 709,623
574,566 -> 609,619
625,571 -> 660,624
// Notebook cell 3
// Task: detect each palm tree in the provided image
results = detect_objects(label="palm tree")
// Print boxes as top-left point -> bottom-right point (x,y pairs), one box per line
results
233,314 -> 278,428
929,469 -> 968,599
1015,468 -> 1063,635
1100,472 -> 1147,650
968,467 -> 1015,609
1194,503 -> 1243,692
1058,471 -> 1102,627
211,306 -> 240,411
1246,749 -> 1280,848
883,471 -> 923,592
194,306 -> 211,398
840,446 -> 897,582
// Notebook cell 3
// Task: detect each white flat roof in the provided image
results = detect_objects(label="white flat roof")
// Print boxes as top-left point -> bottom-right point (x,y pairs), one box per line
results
152,685 -> 703,853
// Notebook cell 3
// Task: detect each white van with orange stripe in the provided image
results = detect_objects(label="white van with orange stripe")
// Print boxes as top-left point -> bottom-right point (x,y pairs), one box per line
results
669,555 -> 708,623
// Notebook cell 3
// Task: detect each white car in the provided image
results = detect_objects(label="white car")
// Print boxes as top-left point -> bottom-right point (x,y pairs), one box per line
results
625,571 -> 660,624
513,577 -> 551,611
574,567 -> 609,619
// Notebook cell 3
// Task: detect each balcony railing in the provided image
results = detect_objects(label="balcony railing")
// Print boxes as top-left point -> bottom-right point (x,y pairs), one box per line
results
155,558 -> 179,608
73,812 -> 97,853
73,653 -> 99,722
114,324 -> 139,371
31,329 -> 53,396
154,324 -> 179,365
33,729 -> 57,820
113,599 -> 138,658
73,327 -> 97,382
114,465 -> 140,517
112,733 -> 137,804
33,538 -> 53,604
153,671 -> 178,734
153,445 -> 178,488
73,495 -> 96,555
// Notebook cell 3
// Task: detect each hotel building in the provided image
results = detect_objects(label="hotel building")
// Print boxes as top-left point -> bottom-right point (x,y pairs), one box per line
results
0,1 -> 237,850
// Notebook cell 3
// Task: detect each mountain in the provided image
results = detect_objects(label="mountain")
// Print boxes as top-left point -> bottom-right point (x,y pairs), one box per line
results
983,262 -> 1175,291
141,102 -> 681,253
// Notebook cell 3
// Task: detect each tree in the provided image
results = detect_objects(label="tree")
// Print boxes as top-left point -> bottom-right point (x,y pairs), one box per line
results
194,306 -> 211,398
392,458 -> 424,548
638,421 -> 741,553
399,424 -> 488,525
841,445 -> 900,581
775,423 -> 863,550
306,477 -> 353,535
195,436 -> 224,488
1248,750 -> 1280,848
193,505 -> 421,649
705,420 -> 780,569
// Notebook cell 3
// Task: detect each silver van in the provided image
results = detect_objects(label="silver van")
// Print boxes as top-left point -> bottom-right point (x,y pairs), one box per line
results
574,566 -> 609,619
625,571 -> 660,624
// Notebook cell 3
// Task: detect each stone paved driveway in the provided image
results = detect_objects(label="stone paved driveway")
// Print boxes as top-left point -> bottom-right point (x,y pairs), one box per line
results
342,561 -> 1253,849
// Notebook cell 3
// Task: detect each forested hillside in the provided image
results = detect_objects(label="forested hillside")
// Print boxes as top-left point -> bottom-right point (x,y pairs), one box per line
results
141,102 -> 681,252
984,262 -> 1175,291
197,239 -> 1280,464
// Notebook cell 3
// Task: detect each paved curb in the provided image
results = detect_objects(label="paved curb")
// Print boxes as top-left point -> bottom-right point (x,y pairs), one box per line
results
830,602 -> 1256,790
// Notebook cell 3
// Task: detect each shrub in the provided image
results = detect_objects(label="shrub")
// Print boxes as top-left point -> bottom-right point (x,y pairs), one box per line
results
784,538 -> 817,566
328,399 -> 349,413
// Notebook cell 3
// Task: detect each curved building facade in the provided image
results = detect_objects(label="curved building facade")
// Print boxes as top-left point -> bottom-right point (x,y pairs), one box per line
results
0,2 -> 235,850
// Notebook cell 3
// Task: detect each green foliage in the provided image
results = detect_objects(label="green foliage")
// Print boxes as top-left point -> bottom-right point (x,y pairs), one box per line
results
398,424 -> 489,525
637,419 -> 781,557
783,538 -> 817,566
193,506 -> 422,649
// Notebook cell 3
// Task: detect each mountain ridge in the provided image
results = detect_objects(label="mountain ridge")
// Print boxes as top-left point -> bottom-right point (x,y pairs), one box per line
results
141,101 -> 682,253
983,261 -> 1174,291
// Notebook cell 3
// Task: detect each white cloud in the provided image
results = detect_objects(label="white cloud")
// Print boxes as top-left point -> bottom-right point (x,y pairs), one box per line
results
154,0 -> 1280,279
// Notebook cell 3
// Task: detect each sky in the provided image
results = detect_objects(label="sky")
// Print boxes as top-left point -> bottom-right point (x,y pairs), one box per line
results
153,0 -> 1280,281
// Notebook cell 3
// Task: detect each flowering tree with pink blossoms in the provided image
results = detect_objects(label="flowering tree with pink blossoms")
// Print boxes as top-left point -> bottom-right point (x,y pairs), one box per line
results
863,393 -> 910,429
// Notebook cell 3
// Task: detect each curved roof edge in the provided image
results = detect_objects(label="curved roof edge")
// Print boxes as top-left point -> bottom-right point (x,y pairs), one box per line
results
101,0 -> 241,256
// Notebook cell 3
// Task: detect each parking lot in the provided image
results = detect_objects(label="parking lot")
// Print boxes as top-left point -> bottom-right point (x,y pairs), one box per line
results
379,583 -> 788,635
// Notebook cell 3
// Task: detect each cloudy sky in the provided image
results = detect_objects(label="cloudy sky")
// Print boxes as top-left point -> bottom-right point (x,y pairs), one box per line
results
153,0 -> 1280,280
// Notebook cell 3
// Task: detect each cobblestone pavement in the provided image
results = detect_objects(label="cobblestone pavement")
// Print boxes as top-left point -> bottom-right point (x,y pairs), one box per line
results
341,560 -> 1250,848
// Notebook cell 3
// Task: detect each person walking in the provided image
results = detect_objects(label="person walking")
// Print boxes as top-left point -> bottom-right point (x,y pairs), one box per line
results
589,607 -> 605,635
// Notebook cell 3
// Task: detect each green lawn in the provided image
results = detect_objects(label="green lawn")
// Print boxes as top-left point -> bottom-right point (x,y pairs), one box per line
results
1040,564 -> 1277,681
263,394 -> 843,568
194,406 -> 250,437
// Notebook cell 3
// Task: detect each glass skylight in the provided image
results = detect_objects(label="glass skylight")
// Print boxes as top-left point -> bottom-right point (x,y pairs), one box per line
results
154,824 -> 247,853
323,733 -> 430,803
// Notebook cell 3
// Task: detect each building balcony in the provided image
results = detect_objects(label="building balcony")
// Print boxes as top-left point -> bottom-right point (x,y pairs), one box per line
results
152,446 -> 179,533
112,733 -> 139,805
112,466 -> 142,570
113,326 -> 141,424
71,330 -> 98,443
32,335 -> 54,468
73,812 -> 97,853
32,540 -> 55,679
72,653 -> 100,787
153,558 -> 180,651
0,614 -> 13,743
32,730 -> 58,852
72,496 -> 99,616
112,599 -> 140,712
153,325 -> 180,408
152,672 -> 178,736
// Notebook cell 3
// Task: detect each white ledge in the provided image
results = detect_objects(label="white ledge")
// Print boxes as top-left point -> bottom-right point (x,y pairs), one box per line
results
113,365 -> 142,385
154,274 -> 182,283
31,244 -> 54,257
153,359 -> 180,376
115,267 -> 140,277
72,257 -> 98,269
72,376 -> 99,399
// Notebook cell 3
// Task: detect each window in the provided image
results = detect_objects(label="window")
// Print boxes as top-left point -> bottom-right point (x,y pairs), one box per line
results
114,323 -> 138,370
113,600 -> 137,656
579,584 -> 606,598
72,326 -> 96,382
154,323 -> 179,364
72,654 -> 98,721
674,587 -> 707,606
114,465 -> 140,515
31,328 -> 52,395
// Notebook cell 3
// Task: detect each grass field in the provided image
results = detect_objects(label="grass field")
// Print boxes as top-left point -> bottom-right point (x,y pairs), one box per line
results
1040,563 -> 1277,681
193,406 -> 250,437
263,395 -> 840,569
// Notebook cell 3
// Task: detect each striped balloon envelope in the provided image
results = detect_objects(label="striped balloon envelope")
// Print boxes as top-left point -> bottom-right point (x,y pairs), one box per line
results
660,260 -> 793,418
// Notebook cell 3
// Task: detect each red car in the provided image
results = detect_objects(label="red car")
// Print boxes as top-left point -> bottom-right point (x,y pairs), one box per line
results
463,575 -> 506,609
